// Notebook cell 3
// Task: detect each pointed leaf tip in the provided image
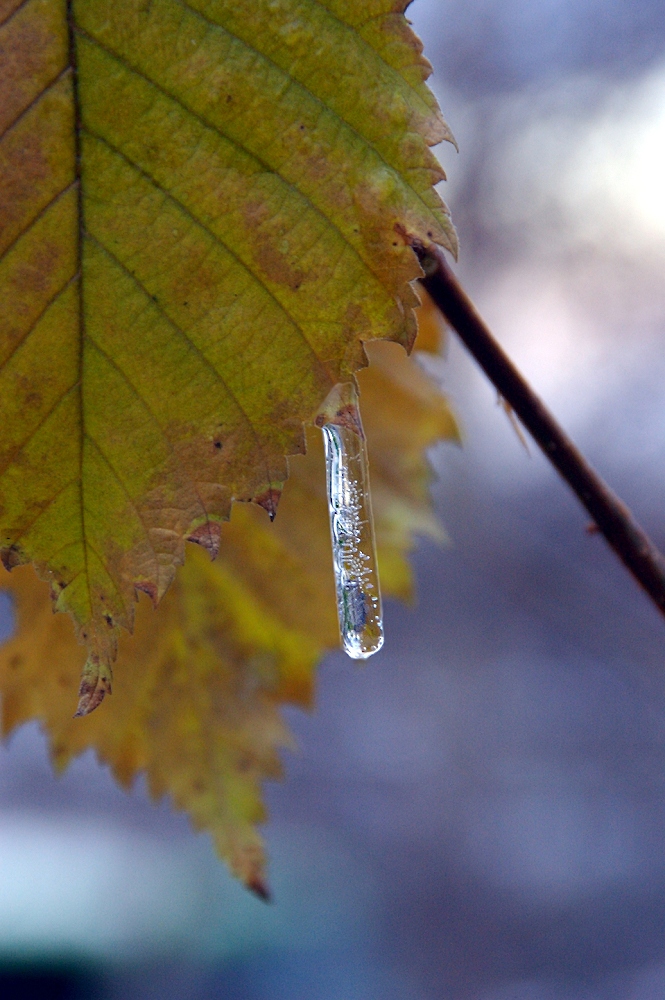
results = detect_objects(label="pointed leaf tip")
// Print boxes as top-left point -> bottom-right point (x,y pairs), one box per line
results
186,521 -> 222,559
74,657 -> 113,717
247,876 -> 272,902
1,546 -> 23,572
254,488 -> 283,522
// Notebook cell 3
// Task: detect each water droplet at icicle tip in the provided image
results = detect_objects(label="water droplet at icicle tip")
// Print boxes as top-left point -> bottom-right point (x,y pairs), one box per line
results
320,382 -> 384,660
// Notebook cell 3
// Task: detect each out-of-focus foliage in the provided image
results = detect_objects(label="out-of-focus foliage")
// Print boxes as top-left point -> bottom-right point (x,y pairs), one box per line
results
0,321 -> 458,891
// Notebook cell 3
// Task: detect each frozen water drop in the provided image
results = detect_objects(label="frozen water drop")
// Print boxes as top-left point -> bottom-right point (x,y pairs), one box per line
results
320,383 -> 383,659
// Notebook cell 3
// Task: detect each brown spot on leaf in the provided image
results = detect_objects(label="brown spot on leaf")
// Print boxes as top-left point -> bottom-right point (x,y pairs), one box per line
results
257,239 -> 305,290
0,15 -> 63,135
0,132 -> 51,237
9,242 -> 63,315
342,300 -> 371,345
305,150 -> 329,181
244,201 -> 306,291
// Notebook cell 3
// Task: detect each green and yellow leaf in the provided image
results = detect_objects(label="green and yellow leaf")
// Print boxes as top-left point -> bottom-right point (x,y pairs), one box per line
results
0,332 -> 459,891
0,0 -> 456,706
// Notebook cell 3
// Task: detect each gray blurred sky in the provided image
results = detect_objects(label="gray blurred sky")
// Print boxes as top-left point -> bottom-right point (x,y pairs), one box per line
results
2,2 -> 665,998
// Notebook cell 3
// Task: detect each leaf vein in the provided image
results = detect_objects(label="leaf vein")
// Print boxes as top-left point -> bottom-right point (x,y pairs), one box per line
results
0,273 -> 78,375
81,537 -> 127,606
0,181 -> 77,265
61,566 -> 84,590
40,538 -> 84,566
0,0 -> 31,30
84,432 -> 161,578
0,383 -> 78,482
0,66 -> 71,143
10,478 -> 79,548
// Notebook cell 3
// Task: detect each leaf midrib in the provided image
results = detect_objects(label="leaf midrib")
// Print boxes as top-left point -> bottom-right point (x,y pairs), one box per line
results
66,0 -> 94,622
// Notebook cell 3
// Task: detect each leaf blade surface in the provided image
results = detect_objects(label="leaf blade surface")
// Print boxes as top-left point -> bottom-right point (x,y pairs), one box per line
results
0,0 -> 456,698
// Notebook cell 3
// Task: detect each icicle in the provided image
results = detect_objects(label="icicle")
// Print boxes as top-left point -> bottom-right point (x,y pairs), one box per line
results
319,383 -> 384,659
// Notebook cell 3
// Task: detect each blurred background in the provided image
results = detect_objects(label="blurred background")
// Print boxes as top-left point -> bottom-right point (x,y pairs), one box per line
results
2,0 -> 665,996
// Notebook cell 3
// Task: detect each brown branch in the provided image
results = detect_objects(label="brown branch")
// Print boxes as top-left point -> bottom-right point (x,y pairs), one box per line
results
416,243 -> 665,620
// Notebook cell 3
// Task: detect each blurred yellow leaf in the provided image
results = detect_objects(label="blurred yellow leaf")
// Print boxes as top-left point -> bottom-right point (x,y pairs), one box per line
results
0,327 -> 459,892
0,0 -> 456,706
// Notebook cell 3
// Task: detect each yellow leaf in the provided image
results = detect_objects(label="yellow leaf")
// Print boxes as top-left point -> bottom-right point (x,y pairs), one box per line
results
0,0 -> 456,702
410,285 -> 449,356
0,326 -> 459,891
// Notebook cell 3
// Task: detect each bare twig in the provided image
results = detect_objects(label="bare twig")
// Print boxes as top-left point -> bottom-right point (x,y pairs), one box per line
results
416,243 -> 665,621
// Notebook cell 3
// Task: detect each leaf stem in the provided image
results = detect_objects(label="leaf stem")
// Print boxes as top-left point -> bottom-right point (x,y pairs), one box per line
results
416,243 -> 665,621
